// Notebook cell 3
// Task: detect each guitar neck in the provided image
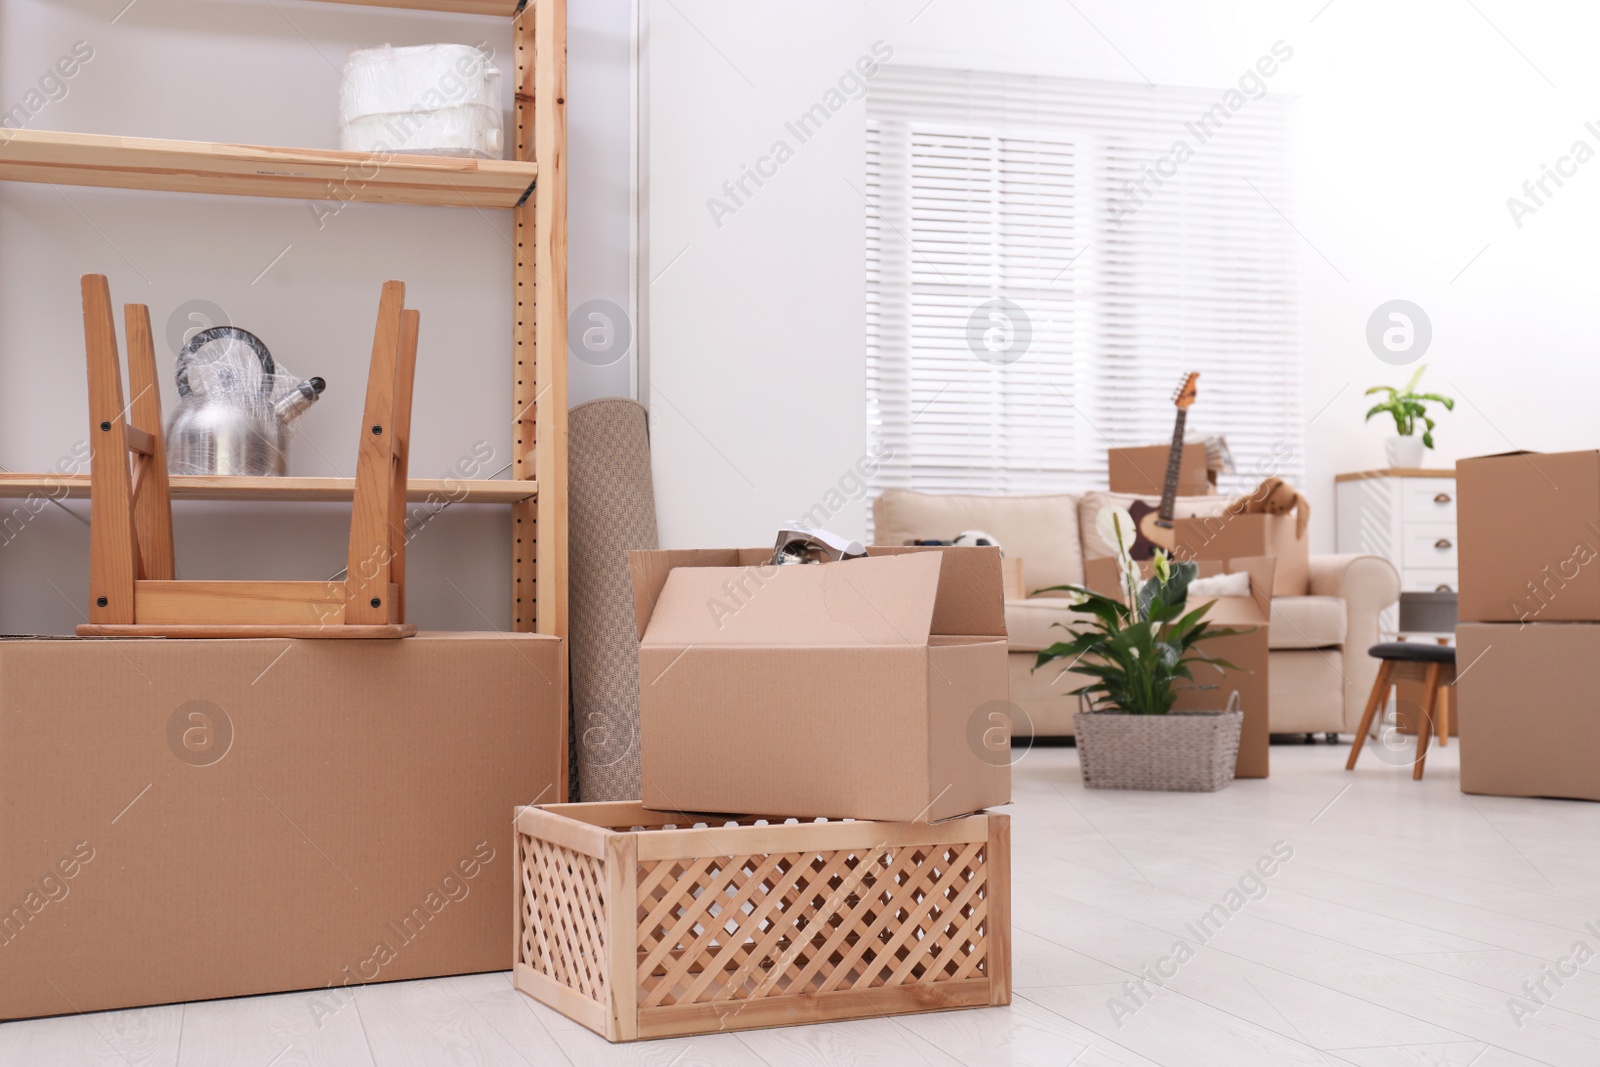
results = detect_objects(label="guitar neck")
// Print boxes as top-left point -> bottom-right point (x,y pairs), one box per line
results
1158,409 -> 1189,521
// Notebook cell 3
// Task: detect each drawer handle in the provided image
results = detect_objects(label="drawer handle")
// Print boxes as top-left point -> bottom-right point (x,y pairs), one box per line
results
1434,538 -> 1453,549
1433,493 -> 1452,504
1436,584 -> 1454,592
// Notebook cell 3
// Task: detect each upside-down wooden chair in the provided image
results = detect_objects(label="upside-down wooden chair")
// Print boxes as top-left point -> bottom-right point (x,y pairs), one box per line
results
76,273 -> 419,638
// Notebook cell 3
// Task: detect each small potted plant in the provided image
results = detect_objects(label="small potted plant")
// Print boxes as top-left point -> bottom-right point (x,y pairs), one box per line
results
1365,364 -> 1455,469
1034,509 -> 1253,792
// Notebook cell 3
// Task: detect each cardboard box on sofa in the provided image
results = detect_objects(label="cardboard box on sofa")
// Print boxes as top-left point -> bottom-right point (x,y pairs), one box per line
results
1173,512 -> 1310,597
628,546 -> 1011,823
1108,444 -> 1213,497
1083,556 -> 1275,778
1457,450 -> 1600,622
1456,622 -> 1600,801
0,632 -> 561,1021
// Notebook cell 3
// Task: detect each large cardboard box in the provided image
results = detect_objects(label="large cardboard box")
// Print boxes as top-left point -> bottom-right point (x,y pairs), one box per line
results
0,632 -> 561,1021
629,546 -> 1010,823
1084,556 -> 1274,778
1457,623 -> 1600,800
1108,443 -> 1213,497
1173,512 -> 1310,597
1457,450 -> 1600,622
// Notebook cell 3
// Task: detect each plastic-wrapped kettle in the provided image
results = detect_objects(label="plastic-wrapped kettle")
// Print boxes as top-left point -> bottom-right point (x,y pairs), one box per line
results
165,326 -> 325,477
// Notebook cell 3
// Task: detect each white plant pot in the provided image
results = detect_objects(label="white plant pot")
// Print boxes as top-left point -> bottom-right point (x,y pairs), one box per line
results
1386,436 -> 1426,468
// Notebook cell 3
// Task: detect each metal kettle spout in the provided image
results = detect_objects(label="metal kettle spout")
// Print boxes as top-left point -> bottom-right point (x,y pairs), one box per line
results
274,376 -> 326,425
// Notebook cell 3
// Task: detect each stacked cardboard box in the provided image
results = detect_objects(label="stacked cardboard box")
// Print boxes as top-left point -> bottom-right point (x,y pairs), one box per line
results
509,545 -> 1014,1041
626,545 -> 1012,822
1456,450 -> 1600,800
1108,443 -> 1214,497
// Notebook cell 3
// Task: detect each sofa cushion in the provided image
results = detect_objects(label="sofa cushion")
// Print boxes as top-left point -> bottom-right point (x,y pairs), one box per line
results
872,489 -> 1084,592
1005,597 -> 1084,653
1077,490 -> 1229,560
1268,596 -> 1347,650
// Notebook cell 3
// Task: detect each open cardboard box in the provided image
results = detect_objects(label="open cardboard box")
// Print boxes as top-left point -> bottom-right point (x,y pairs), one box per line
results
1083,555 -> 1275,778
1108,443 -> 1214,496
0,632 -> 562,1021
1457,450 -> 1600,622
1173,512 -> 1309,597
628,546 -> 1011,822
1456,622 -> 1600,801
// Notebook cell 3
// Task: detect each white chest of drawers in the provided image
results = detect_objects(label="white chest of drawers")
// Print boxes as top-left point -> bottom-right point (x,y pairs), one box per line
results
1336,469 -> 1457,628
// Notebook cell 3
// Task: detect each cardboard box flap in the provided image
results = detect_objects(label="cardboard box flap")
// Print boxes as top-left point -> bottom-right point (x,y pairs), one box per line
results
630,548 -> 762,640
640,550 -> 944,647
865,545 -> 1007,637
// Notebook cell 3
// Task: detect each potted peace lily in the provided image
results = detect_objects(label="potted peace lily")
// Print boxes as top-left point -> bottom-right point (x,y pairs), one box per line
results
1034,508 -> 1254,792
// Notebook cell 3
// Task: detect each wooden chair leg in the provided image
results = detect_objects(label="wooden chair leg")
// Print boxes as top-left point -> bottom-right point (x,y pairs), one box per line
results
1347,659 -> 1394,771
1435,684 -> 1450,748
82,274 -> 138,624
124,303 -> 175,581
1413,662 -> 1443,780
386,308 -> 419,623
345,281 -> 406,625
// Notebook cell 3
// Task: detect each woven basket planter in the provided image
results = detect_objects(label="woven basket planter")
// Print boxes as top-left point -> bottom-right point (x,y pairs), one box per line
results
1074,700 -> 1243,792
513,802 -> 1011,1041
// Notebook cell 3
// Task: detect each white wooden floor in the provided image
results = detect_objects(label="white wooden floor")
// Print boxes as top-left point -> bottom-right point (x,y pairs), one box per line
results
6,741 -> 1600,1066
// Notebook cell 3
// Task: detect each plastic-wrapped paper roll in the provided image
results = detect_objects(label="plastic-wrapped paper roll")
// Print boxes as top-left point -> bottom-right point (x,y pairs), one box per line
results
340,44 -> 503,160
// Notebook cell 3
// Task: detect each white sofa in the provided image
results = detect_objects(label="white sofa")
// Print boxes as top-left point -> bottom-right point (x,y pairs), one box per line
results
873,489 -> 1401,737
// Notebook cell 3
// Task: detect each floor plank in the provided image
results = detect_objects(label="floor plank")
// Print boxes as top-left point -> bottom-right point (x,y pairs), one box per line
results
176,990 -> 372,1067
0,1003 -> 181,1066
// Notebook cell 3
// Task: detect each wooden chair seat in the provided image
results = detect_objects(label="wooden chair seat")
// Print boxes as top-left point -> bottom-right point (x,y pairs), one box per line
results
75,274 -> 419,638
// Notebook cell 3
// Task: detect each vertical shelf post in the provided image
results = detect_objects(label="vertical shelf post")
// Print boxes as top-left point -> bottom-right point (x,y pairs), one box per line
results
516,0 -> 570,797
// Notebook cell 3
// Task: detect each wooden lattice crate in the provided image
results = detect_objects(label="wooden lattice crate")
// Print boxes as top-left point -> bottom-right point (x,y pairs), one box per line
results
512,801 -> 1011,1042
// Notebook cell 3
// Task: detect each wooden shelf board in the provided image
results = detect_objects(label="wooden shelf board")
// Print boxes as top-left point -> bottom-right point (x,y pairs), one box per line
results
307,0 -> 522,14
0,474 -> 536,504
0,129 -> 535,209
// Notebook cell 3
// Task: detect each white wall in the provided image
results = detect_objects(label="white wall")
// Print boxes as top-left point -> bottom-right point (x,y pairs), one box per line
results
0,0 -> 633,633
642,0 -> 871,548
568,0 -> 637,405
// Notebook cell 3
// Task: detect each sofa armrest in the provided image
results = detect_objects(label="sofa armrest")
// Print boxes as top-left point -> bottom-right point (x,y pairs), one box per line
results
1308,554 -> 1401,731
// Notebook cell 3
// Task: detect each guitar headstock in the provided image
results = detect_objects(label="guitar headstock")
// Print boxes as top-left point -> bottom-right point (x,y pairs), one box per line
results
1173,372 -> 1199,409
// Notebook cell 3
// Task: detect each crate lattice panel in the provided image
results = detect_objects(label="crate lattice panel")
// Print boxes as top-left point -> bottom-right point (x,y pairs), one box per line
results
518,833 -> 609,1004
634,839 -> 991,1008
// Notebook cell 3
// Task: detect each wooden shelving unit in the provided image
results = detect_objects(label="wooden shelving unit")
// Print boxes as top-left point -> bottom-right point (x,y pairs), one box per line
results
0,474 -> 538,504
4,0 -> 568,786
0,129 -> 537,208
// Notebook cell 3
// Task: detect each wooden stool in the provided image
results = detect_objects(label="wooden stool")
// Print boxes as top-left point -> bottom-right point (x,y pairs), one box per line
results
75,273 -> 419,638
1346,641 -> 1456,779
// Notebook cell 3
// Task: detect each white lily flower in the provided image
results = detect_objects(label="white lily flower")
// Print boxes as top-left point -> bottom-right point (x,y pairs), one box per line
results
1096,505 -> 1137,563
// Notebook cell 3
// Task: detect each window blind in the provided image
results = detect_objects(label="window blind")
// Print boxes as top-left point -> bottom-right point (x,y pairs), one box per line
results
865,65 -> 1300,512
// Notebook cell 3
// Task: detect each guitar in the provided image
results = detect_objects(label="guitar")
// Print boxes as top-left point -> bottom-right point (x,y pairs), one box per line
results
1127,372 -> 1200,561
